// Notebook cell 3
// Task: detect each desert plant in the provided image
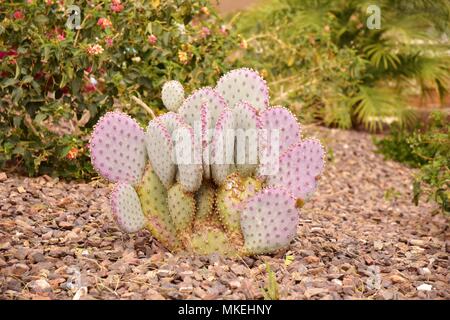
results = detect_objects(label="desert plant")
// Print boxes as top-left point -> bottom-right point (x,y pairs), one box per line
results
262,264 -> 280,300
0,0 -> 238,179
89,68 -> 326,255
376,111 -> 449,213
235,0 -> 450,131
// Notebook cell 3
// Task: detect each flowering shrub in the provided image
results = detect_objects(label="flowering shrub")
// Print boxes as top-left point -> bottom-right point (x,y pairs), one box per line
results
0,0 -> 238,179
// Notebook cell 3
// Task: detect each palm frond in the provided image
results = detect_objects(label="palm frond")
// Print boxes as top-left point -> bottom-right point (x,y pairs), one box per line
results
351,86 -> 414,131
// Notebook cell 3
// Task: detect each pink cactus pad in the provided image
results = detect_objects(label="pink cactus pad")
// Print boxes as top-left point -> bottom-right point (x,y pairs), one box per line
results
266,138 -> 325,200
178,87 -> 227,129
233,102 -> 261,176
200,103 -> 212,180
210,108 -> 236,185
259,106 -> 301,155
216,68 -> 269,111
258,106 -> 302,177
146,119 -> 176,189
154,112 -> 202,192
89,111 -> 147,185
110,183 -> 147,233
240,188 -> 299,254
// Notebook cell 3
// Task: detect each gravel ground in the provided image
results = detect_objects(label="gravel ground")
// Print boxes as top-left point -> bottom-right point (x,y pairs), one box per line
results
0,126 -> 448,300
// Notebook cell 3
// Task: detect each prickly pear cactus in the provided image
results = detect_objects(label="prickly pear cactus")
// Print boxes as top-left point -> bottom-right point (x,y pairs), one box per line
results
90,68 -> 325,256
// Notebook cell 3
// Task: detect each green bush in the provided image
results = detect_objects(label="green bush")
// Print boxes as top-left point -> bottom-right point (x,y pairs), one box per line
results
235,0 -> 450,131
375,112 -> 450,214
0,0 -> 238,179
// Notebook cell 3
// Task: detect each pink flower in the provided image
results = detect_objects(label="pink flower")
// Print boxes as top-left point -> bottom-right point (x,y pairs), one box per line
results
66,148 -> 79,160
57,33 -> 65,41
178,50 -> 189,65
86,44 -> 104,56
111,0 -> 124,13
240,39 -> 248,49
200,27 -> 211,38
83,83 -> 97,93
46,0 -> 53,5
147,34 -> 157,45
219,25 -> 229,36
13,10 -> 24,20
105,37 -> 114,47
97,17 -> 112,30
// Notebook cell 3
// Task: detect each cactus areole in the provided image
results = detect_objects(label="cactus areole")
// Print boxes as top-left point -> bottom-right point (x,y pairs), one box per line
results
90,68 -> 325,256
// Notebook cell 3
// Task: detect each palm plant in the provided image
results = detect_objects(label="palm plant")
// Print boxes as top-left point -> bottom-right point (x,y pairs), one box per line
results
235,0 -> 450,131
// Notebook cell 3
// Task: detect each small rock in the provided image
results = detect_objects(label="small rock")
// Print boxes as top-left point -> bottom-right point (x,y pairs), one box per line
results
28,279 -> 52,293
156,269 -> 173,277
180,270 -> 193,277
230,264 -> 247,276
0,241 -> 11,250
179,286 -> 193,293
292,272 -> 303,282
409,239 -> 425,247
332,279 -> 342,286
419,267 -> 431,276
0,172 -> 7,182
17,186 -> 27,194
12,263 -> 30,276
373,240 -> 383,251
72,287 -> 88,300
229,280 -> 241,289
304,256 -> 320,264
390,274 -> 407,284
7,278 -> 22,291
304,288 -> 328,299
144,288 -> 166,300
379,289 -> 395,300
31,252 -> 46,263
417,284 -> 432,291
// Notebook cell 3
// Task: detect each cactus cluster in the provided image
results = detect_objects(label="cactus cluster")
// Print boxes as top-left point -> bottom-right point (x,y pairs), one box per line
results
90,68 -> 325,256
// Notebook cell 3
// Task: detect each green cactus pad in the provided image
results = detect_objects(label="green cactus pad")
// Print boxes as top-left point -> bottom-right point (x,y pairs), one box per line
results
190,228 -> 237,256
136,165 -> 181,251
195,182 -> 216,220
167,183 -> 196,234
216,173 -> 262,234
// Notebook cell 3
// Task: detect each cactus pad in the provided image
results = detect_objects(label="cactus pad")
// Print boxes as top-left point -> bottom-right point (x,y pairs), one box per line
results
217,173 -> 262,234
233,102 -> 261,177
210,108 -> 236,185
136,165 -> 180,251
240,188 -> 299,254
216,68 -> 269,111
162,80 -> 185,112
168,184 -> 196,234
110,183 -> 147,233
90,112 -> 146,185
260,106 -> 301,156
178,87 -> 227,128
190,229 -> 235,256
146,119 -> 176,189
157,112 -> 202,192
195,182 -> 216,220
266,139 -> 325,200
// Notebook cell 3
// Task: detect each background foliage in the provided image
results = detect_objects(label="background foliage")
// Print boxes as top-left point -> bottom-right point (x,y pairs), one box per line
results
0,0 -> 238,179
235,0 -> 450,130
376,112 -> 449,213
